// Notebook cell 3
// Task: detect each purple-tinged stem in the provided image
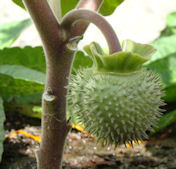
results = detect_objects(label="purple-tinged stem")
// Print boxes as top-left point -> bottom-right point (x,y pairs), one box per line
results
61,9 -> 122,54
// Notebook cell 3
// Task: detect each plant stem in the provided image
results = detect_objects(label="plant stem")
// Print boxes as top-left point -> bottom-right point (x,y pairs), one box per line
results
23,1 -> 73,169
61,9 -> 122,54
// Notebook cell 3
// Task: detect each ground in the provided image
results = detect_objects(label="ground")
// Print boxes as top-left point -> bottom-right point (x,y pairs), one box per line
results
1,111 -> 176,169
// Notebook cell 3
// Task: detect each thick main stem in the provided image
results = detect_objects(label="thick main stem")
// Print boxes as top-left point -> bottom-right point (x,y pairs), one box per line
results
36,47 -> 74,169
22,1 -> 73,169
61,9 -> 122,54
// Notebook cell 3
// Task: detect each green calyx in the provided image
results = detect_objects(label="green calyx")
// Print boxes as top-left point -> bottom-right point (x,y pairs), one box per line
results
84,40 -> 156,74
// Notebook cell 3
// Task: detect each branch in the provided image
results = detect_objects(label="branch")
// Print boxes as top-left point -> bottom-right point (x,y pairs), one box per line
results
22,0 -> 66,53
72,0 -> 103,37
61,9 -> 122,54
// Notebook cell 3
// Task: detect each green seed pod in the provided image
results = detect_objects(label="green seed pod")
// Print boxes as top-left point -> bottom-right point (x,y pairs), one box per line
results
67,40 -> 165,146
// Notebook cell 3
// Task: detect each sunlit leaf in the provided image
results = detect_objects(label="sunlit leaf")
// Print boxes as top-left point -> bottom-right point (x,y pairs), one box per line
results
166,12 -> 176,27
0,65 -> 45,95
150,35 -> 176,62
99,0 -> 124,16
0,19 -> 31,49
60,0 -> 78,17
146,53 -> 176,102
146,31 -> 176,102
0,46 -> 46,73
12,0 -> 25,10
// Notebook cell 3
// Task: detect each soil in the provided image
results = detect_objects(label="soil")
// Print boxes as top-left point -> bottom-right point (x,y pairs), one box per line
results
1,111 -> 176,169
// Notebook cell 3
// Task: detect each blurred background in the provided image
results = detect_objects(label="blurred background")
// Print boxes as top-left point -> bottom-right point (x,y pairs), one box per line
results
1,0 -> 176,47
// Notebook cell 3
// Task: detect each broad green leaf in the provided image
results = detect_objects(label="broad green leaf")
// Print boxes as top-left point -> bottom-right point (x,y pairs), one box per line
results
12,0 -> 25,10
146,53 -> 176,102
0,65 -> 45,95
0,46 -> 46,73
0,97 -> 5,162
166,12 -> 176,27
152,109 -> 176,134
3,94 -> 41,105
99,0 -> 124,16
159,12 -> 176,37
148,25 -> 176,102
61,0 -> 78,17
0,19 -> 31,49
61,0 -> 124,17
160,26 -> 176,37
150,35 -> 176,62
0,47 -> 91,74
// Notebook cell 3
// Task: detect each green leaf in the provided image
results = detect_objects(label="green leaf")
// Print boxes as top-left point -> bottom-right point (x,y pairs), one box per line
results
5,102 -> 42,119
0,47 -> 92,75
61,0 -> 78,17
0,97 -> 5,162
0,65 -> 45,95
3,94 -> 42,105
147,29 -> 176,102
0,46 -> 46,73
160,26 -> 176,37
61,0 -> 124,17
150,35 -> 176,62
147,33 -> 176,102
153,109 -> 176,134
3,93 -> 42,119
12,0 -> 25,10
164,85 -> 176,102
0,19 -> 31,49
166,12 -> 176,27
99,0 -> 124,16
159,12 -> 176,37
146,53 -> 176,102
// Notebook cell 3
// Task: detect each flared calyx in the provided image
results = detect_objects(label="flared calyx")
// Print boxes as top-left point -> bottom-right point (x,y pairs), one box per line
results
84,40 -> 156,74
67,40 -> 165,147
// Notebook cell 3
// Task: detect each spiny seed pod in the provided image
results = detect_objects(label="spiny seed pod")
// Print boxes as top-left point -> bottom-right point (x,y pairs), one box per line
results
67,40 -> 165,146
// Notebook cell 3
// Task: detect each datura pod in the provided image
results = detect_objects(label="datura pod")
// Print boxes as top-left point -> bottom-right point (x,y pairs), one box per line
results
67,40 -> 165,147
